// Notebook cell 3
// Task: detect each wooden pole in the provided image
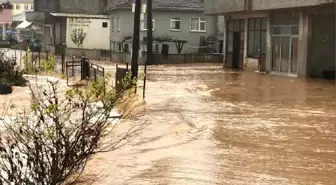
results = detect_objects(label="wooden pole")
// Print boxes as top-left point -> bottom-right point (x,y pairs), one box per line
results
143,0 -> 152,99
131,0 -> 141,81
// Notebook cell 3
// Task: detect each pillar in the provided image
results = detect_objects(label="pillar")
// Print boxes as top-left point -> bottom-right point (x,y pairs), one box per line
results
2,24 -> 6,40
243,18 -> 248,67
222,15 -> 227,67
297,10 -> 309,77
265,12 -> 272,73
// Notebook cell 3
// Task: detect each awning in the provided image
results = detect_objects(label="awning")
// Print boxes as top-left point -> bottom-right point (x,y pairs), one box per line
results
16,20 -> 32,30
50,13 -> 108,19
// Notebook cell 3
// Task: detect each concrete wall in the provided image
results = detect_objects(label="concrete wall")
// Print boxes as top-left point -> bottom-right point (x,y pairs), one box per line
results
60,0 -> 105,14
308,13 -> 335,78
66,17 -> 110,50
204,0 -> 245,15
252,0 -> 335,10
34,0 -> 60,12
109,9 -> 217,54
34,0 -> 105,14
205,0 -> 335,14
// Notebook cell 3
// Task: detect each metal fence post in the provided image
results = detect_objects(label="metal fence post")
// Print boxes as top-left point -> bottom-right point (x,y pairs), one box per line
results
61,54 -> 65,74
38,51 -> 41,68
72,56 -> 75,77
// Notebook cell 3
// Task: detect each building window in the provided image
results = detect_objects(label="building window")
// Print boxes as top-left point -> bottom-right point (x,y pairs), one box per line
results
111,17 -> 114,31
102,22 -> 108,28
141,16 -> 155,31
117,17 -> 120,31
15,4 -> 20,10
190,18 -> 206,32
170,18 -> 180,31
227,19 -> 245,53
31,4 -> 34,10
24,4 -> 29,10
248,18 -> 267,57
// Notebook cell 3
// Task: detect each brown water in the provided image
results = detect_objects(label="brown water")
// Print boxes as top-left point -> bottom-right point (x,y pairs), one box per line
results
87,64 -> 336,185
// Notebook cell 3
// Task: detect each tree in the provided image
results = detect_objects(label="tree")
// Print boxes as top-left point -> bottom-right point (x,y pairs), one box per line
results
0,74 -> 144,185
71,29 -> 87,48
174,40 -> 187,54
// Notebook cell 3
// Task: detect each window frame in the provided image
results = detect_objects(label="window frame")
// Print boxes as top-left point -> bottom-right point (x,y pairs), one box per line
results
111,17 -> 115,32
117,17 -> 120,31
170,18 -> 181,31
141,16 -> 155,31
190,17 -> 206,32
247,17 -> 267,58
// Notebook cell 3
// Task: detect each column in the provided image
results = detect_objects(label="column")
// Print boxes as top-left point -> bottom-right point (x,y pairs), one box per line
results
297,10 -> 309,77
222,15 -> 227,67
265,12 -> 272,73
2,24 -> 6,40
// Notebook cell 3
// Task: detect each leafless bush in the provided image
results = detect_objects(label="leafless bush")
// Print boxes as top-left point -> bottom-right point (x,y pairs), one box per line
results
0,74 -> 144,185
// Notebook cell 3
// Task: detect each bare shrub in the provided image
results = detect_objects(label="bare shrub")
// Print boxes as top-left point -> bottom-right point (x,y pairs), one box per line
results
0,74 -> 144,185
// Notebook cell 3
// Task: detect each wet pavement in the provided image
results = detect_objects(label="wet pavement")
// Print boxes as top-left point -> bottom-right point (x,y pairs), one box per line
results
86,64 -> 335,185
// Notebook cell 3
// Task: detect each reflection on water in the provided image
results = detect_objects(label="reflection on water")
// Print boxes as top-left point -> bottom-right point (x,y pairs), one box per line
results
88,64 -> 335,185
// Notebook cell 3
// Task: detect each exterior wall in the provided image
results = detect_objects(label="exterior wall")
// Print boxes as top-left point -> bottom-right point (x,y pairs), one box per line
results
34,0 -> 60,12
66,17 -> 109,50
59,0 -> 105,14
308,13 -> 335,78
252,0 -> 335,10
205,0 -> 334,14
204,0 -> 245,15
12,3 -> 34,15
109,9 -> 217,54
0,9 -> 12,40
34,0 -> 105,14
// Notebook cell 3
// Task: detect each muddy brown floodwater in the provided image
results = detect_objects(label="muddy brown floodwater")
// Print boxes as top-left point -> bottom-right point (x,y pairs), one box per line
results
85,64 -> 335,185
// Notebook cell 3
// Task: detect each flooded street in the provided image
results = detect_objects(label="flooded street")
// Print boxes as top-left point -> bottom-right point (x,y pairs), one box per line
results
87,64 -> 335,185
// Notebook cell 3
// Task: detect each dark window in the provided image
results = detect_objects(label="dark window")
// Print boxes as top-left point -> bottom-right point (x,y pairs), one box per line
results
227,19 -> 245,53
247,17 -> 267,57
102,22 -> 108,28
124,44 -> 129,52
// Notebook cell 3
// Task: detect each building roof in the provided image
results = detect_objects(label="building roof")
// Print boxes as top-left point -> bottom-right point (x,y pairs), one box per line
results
50,13 -> 109,19
106,0 -> 204,11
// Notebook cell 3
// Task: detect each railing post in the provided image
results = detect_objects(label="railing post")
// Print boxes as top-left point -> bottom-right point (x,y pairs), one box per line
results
31,51 -> 34,68
38,51 -> 41,68
20,50 -> 22,65
72,56 -> 75,77
94,69 -> 97,81
61,54 -> 65,74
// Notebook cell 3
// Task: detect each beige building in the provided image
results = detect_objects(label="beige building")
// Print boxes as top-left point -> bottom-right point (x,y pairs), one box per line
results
11,0 -> 34,15
205,0 -> 335,79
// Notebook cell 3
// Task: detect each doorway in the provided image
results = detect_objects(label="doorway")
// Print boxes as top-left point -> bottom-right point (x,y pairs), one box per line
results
271,12 -> 299,74
232,32 -> 241,69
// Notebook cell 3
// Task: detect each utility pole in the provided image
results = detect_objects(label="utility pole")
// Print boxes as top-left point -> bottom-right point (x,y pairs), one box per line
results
143,0 -> 152,99
131,0 -> 141,80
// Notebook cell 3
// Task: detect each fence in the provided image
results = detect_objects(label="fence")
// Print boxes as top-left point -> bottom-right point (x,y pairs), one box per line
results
143,53 -> 223,65
65,58 -> 105,87
110,51 -> 131,64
